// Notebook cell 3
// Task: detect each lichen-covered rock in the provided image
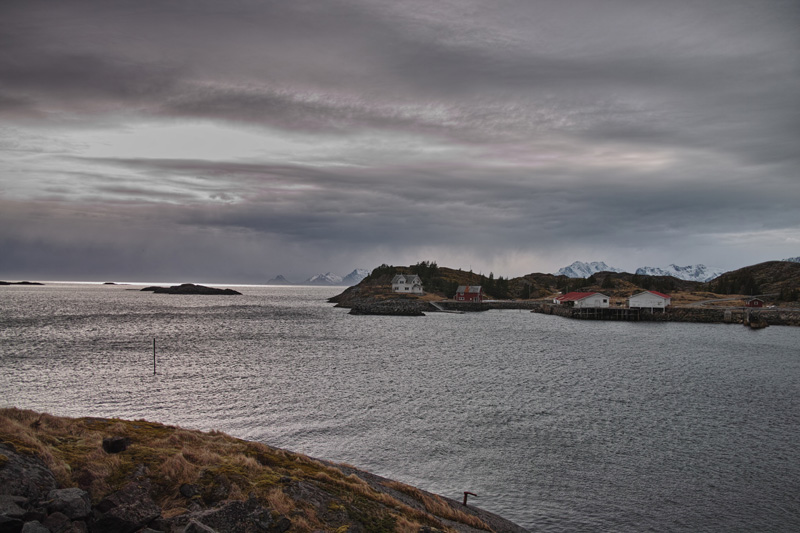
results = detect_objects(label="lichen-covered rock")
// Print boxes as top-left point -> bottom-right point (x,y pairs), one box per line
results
172,499 -> 282,533
46,488 -> 91,520
0,494 -> 27,518
0,444 -> 57,501
91,480 -> 160,533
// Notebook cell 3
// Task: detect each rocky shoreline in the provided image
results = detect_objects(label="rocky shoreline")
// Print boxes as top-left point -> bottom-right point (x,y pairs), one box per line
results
530,302 -> 800,326
333,293 -> 800,326
0,409 -> 529,533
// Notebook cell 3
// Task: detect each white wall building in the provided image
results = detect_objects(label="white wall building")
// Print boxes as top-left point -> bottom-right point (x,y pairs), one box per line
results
628,291 -> 671,309
556,291 -> 610,308
391,274 -> 424,294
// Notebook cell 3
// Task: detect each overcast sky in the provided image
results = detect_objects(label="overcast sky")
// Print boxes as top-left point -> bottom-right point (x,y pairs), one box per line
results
1,0 -> 798,283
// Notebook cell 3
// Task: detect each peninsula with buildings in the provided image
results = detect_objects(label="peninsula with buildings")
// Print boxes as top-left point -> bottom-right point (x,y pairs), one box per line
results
330,260 -> 800,326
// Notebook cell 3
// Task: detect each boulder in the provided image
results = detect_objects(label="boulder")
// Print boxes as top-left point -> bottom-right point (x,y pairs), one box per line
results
184,520 -> 217,533
41,511 -> 71,533
173,499 -> 286,533
101,437 -> 131,454
46,488 -> 91,520
20,521 -> 50,533
0,495 -> 27,518
91,480 -> 160,533
0,514 -> 24,533
0,444 -> 57,501
179,484 -> 200,499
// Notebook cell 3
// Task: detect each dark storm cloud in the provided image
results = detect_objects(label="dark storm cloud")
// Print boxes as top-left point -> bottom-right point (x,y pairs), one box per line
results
1,0 -> 799,279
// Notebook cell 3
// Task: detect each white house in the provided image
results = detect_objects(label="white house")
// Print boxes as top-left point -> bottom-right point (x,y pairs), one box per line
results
628,290 -> 671,309
391,274 -> 424,294
554,291 -> 610,308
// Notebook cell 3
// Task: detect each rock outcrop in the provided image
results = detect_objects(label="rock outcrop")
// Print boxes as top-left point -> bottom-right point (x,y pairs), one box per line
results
348,299 -> 431,316
140,284 -> 242,295
0,409 -> 529,533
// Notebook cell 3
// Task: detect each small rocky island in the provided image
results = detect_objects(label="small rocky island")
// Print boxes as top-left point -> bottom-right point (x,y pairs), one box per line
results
140,284 -> 242,295
0,408 -> 528,533
0,281 -> 44,286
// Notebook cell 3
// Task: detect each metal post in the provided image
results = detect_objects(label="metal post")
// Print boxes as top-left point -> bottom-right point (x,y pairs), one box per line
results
463,491 -> 477,506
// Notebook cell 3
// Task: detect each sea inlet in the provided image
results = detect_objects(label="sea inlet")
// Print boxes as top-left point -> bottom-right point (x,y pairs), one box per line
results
2,283 -> 799,532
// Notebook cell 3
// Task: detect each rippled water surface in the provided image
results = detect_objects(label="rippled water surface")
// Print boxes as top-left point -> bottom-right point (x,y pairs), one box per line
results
2,283 -> 799,531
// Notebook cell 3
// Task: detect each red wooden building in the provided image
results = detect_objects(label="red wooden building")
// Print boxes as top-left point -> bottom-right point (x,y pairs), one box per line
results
455,285 -> 483,302
745,297 -> 764,308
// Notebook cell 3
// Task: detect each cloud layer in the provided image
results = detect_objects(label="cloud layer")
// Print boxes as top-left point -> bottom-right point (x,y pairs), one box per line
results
1,0 -> 798,281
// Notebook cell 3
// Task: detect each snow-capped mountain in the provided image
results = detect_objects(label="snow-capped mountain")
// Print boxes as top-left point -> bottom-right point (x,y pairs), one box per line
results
635,264 -> 724,282
303,272 -> 344,285
341,269 -> 370,286
783,256 -> 800,263
556,261 -> 624,278
266,275 -> 292,285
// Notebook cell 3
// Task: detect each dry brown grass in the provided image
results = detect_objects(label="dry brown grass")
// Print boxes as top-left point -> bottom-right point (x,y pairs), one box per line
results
384,480 -> 493,531
266,487 -> 295,515
0,408 -> 501,533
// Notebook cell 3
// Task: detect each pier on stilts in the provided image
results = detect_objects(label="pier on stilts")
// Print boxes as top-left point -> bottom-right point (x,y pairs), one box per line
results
571,308 -> 642,321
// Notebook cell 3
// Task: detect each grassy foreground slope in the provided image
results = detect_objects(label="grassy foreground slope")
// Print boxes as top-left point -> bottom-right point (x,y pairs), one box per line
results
0,408 -> 527,533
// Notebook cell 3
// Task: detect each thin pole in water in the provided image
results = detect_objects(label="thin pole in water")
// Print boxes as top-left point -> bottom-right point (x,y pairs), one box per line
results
153,338 -> 156,375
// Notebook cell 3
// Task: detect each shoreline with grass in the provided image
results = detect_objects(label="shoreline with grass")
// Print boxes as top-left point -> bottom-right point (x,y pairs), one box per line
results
0,408 -> 529,533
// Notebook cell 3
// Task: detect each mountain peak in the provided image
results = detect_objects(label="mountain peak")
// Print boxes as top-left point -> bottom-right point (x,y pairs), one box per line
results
342,269 -> 370,286
304,272 -> 344,285
635,264 -> 724,282
556,261 -> 623,278
267,275 -> 292,285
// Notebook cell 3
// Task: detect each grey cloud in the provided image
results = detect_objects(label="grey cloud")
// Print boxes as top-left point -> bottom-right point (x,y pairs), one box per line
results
1,0 -> 798,280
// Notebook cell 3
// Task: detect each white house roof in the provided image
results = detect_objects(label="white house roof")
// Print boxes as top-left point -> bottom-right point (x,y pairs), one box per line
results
391,274 -> 421,283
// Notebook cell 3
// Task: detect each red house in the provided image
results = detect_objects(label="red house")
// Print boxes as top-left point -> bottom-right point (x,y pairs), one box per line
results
455,285 -> 483,302
745,297 -> 764,308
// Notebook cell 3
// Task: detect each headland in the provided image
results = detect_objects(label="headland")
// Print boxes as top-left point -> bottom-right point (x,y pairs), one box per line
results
0,408 -> 528,533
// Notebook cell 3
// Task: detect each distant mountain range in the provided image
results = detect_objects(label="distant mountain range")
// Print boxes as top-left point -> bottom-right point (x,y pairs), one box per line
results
267,269 -> 370,286
784,256 -> 800,263
634,264 -> 726,283
556,261 -> 624,278
556,261 -> 725,282
266,275 -> 292,285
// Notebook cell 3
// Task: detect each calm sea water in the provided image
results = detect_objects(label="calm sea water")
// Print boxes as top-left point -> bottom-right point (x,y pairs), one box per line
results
2,283 -> 799,532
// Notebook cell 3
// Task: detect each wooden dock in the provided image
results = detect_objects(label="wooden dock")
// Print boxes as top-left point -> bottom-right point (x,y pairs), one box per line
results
571,308 -> 642,321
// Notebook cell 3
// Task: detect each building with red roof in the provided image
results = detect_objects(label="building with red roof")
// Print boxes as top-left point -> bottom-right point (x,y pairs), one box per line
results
553,292 -> 610,308
628,290 -> 672,310
455,285 -> 483,302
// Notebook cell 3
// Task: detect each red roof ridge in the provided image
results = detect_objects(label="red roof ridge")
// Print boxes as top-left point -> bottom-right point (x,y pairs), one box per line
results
557,291 -> 599,302
647,291 -> 672,299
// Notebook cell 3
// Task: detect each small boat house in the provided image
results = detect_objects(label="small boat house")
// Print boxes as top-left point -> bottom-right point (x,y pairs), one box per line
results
554,292 -> 610,309
455,285 -> 484,302
628,290 -> 672,310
